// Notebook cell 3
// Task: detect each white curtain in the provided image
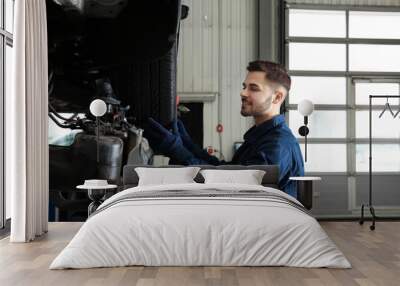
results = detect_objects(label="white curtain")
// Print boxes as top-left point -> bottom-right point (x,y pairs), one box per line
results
6,0 -> 49,242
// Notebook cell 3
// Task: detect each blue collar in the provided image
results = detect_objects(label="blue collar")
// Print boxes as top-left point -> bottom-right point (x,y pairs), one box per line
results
244,114 -> 286,142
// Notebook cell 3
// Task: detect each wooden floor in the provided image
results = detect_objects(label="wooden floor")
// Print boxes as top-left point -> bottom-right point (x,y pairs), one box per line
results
0,222 -> 399,286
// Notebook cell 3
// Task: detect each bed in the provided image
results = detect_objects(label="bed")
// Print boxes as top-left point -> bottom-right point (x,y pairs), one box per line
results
50,165 -> 351,269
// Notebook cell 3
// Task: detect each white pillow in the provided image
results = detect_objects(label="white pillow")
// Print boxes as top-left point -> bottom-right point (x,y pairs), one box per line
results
200,169 -> 266,185
135,167 -> 201,186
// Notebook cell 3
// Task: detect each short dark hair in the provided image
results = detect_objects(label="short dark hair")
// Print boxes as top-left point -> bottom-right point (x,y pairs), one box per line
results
247,60 -> 291,92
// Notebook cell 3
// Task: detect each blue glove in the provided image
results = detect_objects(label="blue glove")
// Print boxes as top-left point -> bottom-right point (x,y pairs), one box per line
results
143,118 -> 195,162
175,119 -> 220,165
175,120 -> 195,150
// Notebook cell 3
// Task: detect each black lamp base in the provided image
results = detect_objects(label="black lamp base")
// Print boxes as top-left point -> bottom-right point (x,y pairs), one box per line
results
298,125 -> 309,137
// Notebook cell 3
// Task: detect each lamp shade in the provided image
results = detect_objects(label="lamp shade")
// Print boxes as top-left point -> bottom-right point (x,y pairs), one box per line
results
89,99 -> 107,117
297,99 -> 314,116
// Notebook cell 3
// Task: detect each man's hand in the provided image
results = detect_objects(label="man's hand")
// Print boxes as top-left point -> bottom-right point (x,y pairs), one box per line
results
143,117 -> 220,165
175,119 -> 196,151
175,119 -> 221,165
143,118 -> 182,155
144,117 -> 203,165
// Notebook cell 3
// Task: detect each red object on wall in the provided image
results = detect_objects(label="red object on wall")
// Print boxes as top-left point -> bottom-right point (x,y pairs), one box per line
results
216,124 -> 223,133
176,95 -> 180,106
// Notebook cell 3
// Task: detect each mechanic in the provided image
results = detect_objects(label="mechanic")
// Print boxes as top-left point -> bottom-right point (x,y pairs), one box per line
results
144,60 -> 304,198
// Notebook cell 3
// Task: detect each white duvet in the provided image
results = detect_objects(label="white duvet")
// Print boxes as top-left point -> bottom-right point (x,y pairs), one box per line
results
50,183 -> 351,269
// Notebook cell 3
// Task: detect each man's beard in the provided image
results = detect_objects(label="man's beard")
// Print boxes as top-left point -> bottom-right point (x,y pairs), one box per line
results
240,103 -> 251,116
241,96 -> 272,117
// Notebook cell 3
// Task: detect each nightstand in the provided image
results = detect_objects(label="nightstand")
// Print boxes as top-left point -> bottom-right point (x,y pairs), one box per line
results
289,177 -> 321,210
76,184 -> 117,216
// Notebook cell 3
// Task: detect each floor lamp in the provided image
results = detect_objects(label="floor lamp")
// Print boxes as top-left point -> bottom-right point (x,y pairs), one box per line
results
297,99 -> 314,162
89,99 -> 107,162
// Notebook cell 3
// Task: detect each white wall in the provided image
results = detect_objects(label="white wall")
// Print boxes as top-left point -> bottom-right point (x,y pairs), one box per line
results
177,0 -> 258,161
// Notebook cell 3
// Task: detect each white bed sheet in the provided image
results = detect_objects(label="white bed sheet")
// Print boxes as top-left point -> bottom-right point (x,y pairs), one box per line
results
50,183 -> 351,269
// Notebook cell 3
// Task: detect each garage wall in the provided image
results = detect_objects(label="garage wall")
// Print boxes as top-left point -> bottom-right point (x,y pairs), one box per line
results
177,0 -> 258,161
174,0 -> 400,219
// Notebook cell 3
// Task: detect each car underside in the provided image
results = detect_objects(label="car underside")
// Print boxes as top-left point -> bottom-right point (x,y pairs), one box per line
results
47,0 -> 188,221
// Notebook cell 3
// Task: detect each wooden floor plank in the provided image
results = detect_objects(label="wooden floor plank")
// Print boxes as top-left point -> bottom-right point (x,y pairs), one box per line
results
0,222 -> 400,286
